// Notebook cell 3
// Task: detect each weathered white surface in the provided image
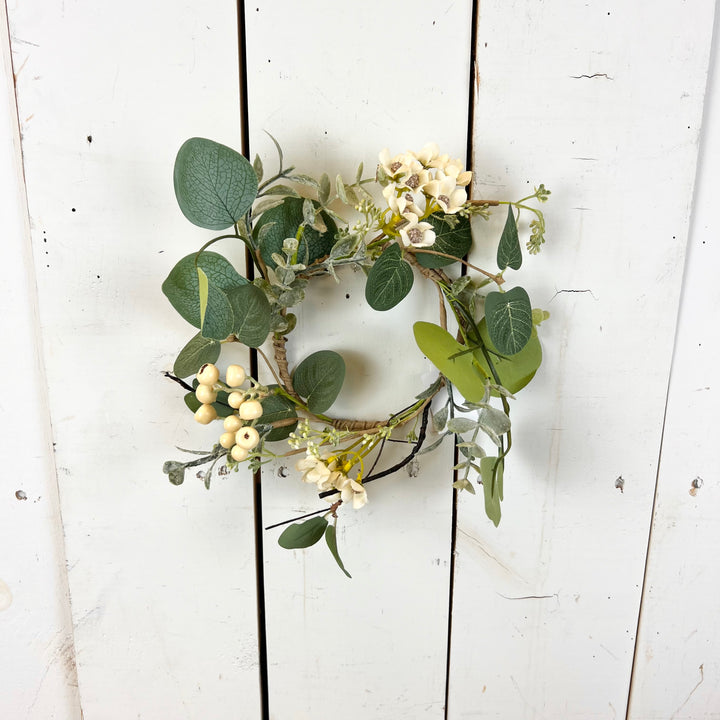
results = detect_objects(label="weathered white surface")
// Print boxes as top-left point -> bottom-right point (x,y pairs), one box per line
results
4,0 -> 720,717
627,12 -> 720,719
7,1 -> 260,717
448,2 -> 716,718
0,4 -> 80,716
245,2 -> 471,717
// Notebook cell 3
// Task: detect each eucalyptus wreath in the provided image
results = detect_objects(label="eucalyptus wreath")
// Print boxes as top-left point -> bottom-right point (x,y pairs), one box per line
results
162,136 -> 550,576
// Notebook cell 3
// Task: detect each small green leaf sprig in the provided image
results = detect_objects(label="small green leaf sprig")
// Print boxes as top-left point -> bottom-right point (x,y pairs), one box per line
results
162,136 -> 550,574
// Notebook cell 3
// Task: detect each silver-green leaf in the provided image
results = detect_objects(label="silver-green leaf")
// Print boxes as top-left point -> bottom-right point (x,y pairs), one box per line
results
496,205 -> 522,270
365,244 -> 414,311
173,138 -> 258,230
484,286 -> 533,355
293,350 -> 346,414
278,516 -> 328,549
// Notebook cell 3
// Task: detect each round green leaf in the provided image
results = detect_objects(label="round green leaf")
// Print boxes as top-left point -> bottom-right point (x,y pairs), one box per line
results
259,388 -> 298,442
173,333 -> 221,378
278,516 -> 328,549
473,321 -> 542,394
162,252 -> 247,328
254,197 -> 336,268
293,350 -> 345,414
227,284 -> 272,348
484,286 -> 533,355
413,321 -> 487,403
174,138 -> 258,230
415,213 -> 472,268
365,243 -> 414,311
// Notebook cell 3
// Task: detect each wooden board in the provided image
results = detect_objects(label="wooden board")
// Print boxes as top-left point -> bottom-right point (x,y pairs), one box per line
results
7,1 -> 261,716
244,1 -> 472,717
0,4 -> 80,715
627,13 -> 720,717
447,1 -> 717,717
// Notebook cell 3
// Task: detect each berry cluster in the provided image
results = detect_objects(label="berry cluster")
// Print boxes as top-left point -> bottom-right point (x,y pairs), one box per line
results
194,363 -> 264,462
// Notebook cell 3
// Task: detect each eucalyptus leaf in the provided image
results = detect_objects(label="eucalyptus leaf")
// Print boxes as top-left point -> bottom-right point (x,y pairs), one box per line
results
418,433 -> 450,455
259,388 -> 298,442
163,461 -> 186,486
473,320 -> 542,394
173,138 -> 258,230
227,284 -> 272,348
446,417 -> 478,435
319,173 -> 331,205
496,205 -> 522,270
481,456 -> 503,527
262,185 -> 300,197
325,524 -> 352,578
413,322 -> 487,403
199,283 -> 234,341
173,333 -> 221,378
416,213 -> 473,268
287,173 -> 319,189
484,286 -> 533,355
336,174 -> 348,204
293,350 -> 345,414
476,406 -> 511,447
162,252 -> 247,329
432,406 -> 448,433
365,244 -> 414,311
254,197 -> 336,268
278,516 -> 328,549
416,376 -> 443,401
252,154 -> 263,183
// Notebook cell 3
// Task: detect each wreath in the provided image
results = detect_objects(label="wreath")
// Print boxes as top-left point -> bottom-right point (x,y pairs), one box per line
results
162,136 -> 550,576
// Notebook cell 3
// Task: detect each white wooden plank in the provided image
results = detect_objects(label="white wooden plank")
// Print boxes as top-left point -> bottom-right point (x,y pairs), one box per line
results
0,4 -> 80,716
627,13 -> 720,719
447,2 -> 716,718
244,2 -> 472,717
7,2 -> 261,717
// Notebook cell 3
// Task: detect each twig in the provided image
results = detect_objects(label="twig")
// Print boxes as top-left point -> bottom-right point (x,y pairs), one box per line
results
163,371 -> 194,392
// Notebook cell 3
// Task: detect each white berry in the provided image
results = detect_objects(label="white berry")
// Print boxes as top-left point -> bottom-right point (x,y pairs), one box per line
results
194,403 -> 217,425
235,426 -> 260,450
228,391 -> 245,409
196,363 -> 219,386
231,445 -> 249,462
225,364 -> 246,387
223,415 -> 242,433
219,432 -> 236,449
195,384 -> 217,404
238,400 -> 263,420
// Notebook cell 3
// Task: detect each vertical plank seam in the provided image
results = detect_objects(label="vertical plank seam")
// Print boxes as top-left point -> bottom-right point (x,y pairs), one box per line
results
1,1 -> 83,715
624,8 -> 719,717
444,1 -> 479,716
237,2 -> 270,718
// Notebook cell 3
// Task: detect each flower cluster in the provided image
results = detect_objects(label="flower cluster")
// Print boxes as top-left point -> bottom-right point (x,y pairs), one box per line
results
194,363 -> 264,462
296,453 -> 368,510
378,142 -> 473,248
